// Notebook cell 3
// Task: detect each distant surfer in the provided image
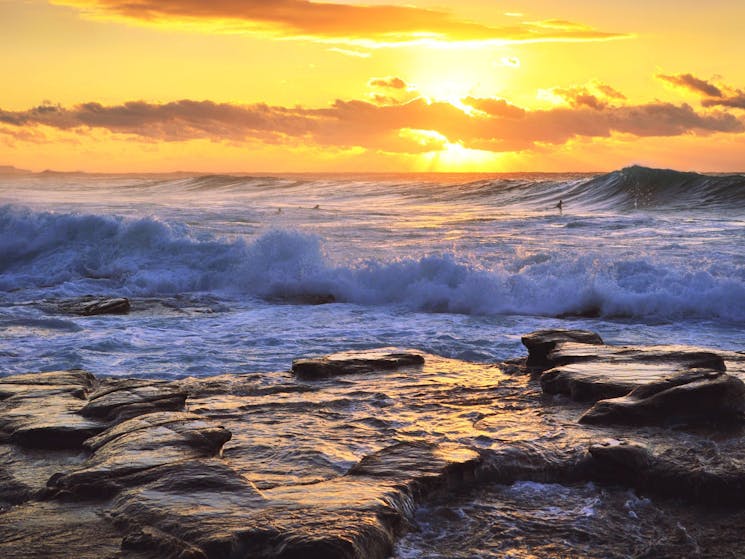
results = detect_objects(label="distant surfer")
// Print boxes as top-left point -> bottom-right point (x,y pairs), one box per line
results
276,207 -> 282,214
313,204 -> 320,210
556,199 -> 564,214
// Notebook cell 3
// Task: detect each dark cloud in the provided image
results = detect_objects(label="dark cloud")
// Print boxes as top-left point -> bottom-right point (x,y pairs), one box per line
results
657,73 -> 723,97
58,0 -> 628,44
595,84 -> 626,100
368,77 -> 408,90
1,96 -> 742,153
461,97 -> 525,118
702,94 -> 745,110
657,73 -> 745,110
553,88 -> 607,110
551,82 -> 628,110
370,94 -> 402,106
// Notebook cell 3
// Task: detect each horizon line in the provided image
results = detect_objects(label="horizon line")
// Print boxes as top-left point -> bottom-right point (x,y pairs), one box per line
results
3,164 -> 743,177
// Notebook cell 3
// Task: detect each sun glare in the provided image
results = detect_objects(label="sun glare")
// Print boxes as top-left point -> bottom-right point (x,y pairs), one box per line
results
421,141 -> 503,171
417,79 -> 481,114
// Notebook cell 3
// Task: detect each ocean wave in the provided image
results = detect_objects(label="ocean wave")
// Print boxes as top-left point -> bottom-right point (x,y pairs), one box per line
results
2,206 -> 744,323
569,166 -> 745,211
224,166 -> 745,212
7,166 -> 744,213
468,166 -> 745,212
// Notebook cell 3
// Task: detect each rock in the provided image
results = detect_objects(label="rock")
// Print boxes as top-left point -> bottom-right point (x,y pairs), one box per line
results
588,439 -> 653,473
80,379 -> 188,422
292,348 -> 424,380
109,458 -> 281,559
0,444 -> 88,506
588,438 -> 745,505
540,344 -> 728,402
0,501 -> 126,559
0,371 -> 105,449
0,370 -> 95,392
108,442 -> 484,559
349,441 -> 480,488
58,296 -> 131,316
5,338 -> 745,559
546,341 -> 726,371
521,329 -> 604,367
49,411 -> 231,498
0,372 -> 192,451
269,293 -> 337,305
580,370 -> 745,426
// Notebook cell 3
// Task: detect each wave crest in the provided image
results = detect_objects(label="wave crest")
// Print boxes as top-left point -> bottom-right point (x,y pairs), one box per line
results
2,206 -> 743,323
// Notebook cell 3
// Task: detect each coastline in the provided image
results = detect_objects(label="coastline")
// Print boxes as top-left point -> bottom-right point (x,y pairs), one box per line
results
2,329 -> 745,558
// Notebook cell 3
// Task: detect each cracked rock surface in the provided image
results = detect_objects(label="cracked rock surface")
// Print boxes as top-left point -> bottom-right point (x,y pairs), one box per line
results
2,332 -> 745,558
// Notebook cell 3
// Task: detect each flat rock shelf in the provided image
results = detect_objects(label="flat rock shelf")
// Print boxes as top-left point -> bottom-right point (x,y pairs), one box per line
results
2,331 -> 745,558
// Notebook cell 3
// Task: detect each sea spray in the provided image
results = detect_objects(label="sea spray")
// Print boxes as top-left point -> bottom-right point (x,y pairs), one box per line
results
2,205 -> 744,322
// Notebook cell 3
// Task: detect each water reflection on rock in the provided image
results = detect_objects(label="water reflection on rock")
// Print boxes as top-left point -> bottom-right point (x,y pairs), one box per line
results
1,332 -> 745,558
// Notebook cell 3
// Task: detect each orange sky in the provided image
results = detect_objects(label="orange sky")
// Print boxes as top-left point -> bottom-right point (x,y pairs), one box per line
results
2,0 -> 745,172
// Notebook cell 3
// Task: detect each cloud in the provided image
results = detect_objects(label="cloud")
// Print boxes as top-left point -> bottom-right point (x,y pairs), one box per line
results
702,94 -> 745,110
368,76 -> 408,90
461,97 -> 525,118
328,47 -> 371,58
657,73 -> 745,110
657,73 -> 723,97
2,96 -> 742,155
550,81 -> 628,110
54,0 -> 630,45
595,84 -> 626,100
0,100 -> 317,142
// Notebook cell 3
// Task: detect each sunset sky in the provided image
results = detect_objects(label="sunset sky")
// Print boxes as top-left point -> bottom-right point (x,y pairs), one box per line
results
2,0 -> 745,172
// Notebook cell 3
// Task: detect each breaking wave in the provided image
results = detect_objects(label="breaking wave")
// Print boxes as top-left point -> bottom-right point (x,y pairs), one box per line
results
11,166 -> 745,213
160,166 -> 745,212
2,205 -> 744,322
423,166 -> 745,212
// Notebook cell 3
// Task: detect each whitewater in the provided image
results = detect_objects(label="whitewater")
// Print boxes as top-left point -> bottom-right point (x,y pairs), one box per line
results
1,165 -> 744,377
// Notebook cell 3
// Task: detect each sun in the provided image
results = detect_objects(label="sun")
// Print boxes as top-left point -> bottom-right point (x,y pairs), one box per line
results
420,141 -> 504,171
415,78 -> 481,114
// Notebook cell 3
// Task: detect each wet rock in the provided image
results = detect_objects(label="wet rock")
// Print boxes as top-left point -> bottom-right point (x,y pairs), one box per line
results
521,329 -> 604,367
5,339 -> 745,559
265,478 -> 407,559
580,370 -> 745,426
0,370 -> 95,393
107,442 -> 487,559
110,458 -> 270,559
292,348 -> 425,380
350,441 -> 480,489
253,443 -> 481,559
0,445 -> 88,506
80,379 -> 188,422
59,296 -> 131,316
546,341 -> 726,371
269,293 -> 337,305
540,344 -> 728,402
0,501 -> 126,559
49,411 -> 231,498
0,371 -> 105,449
588,439 -> 654,475
588,439 -> 745,505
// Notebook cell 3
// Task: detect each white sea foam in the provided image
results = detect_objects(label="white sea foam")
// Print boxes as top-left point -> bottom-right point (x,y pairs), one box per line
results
2,205 -> 744,322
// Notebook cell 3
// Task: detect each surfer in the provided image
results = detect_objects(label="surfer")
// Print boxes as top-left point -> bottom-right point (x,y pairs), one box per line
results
313,204 -> 320,210
556,199 -> 563,214
276,207 -> 282,214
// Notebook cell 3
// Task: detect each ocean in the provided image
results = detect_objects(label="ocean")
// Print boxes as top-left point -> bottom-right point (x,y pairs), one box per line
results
1,165 -> 744,377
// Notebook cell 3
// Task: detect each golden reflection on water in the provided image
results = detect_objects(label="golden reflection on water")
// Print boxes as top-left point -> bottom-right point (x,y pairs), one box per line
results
187,353 -> 587,494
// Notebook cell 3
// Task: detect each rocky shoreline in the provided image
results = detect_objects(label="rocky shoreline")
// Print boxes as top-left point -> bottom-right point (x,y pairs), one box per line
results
2,329 -> 745,558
